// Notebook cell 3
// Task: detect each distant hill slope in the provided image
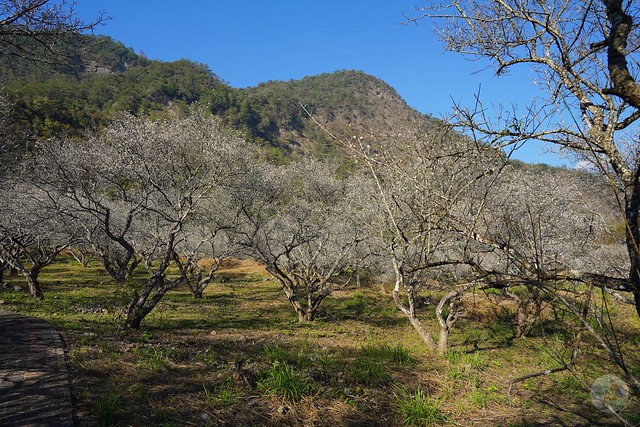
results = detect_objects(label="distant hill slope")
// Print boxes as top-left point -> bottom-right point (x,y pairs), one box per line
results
240,70 -> 441,158
1,34 -> 440,160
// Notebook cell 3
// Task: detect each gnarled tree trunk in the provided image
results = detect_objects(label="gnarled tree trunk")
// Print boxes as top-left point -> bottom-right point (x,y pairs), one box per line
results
436,283 -> 474,354
125,274 -> 184,329
392,275 -> 438,352
624,179 -> 640,318
25,273 -> 44,300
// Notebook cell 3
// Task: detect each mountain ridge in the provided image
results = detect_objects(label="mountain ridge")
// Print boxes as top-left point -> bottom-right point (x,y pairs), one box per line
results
1,34 -> 439,160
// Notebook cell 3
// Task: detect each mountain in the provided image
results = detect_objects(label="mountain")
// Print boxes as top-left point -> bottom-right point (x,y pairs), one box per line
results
2,35 -> 226,142
0,34 -> 440,161
238,70 -> 438,158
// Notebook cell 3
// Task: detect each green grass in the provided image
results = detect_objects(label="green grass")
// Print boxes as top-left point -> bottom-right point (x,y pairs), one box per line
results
345,355 -> 390,386
395,386 -> 448,426
469,386 -> 490,408
2,255 -> 639,426
361,343 -> 414,365
556,374 -> 589,401
263,343 -> 290,363
258,361 -> 312,402
132,346 -> 181,371
95,392 -> 121,427
203,381 -> 239,408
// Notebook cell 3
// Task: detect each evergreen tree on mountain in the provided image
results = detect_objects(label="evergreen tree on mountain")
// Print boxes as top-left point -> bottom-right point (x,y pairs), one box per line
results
2,33 -> 438,160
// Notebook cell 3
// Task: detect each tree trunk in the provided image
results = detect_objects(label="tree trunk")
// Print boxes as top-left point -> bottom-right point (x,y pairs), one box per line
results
124,273 -> 184,329
126,295 -> 154,329
438,327 -> 449,355
26,273 -> 44,300
297,308 -> 314,322
436,283 -> 474,354
125,290 -> 145,329
625,180 -> 640,318
125,278 -> 162,329
274,277 -> 312,322
392,274 -> 438,352
406,313 -> 438,352
125,309 -> 144,329
188,282 -> 204,298
507,289 -> 542,337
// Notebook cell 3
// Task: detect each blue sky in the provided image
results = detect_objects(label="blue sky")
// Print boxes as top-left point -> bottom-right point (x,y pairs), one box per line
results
75,1 -> 560,165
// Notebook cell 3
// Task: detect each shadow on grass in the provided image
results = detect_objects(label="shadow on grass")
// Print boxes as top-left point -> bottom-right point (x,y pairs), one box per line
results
530,396 -> 634,427
321,290 -> 407,329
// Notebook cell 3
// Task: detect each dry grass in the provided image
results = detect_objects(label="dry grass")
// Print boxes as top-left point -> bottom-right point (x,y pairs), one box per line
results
0,257 -> 638,426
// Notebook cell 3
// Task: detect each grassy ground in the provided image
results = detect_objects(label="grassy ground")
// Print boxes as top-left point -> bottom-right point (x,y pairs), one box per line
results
0,257 -> 639,426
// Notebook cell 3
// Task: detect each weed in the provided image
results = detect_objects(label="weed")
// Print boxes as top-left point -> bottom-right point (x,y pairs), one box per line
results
346,356 -> 390,386
444,351 -> 463,364
258,361 -> 311,402
263,343 -> 289,363
133,347 -> 171,371
625,411 -> 640,426
446,351 -> 486,375
446,366 -> 468,381
313,350 -> 336,370
216,384 -> 237,407
464,351 -> 486,371
469,386 -> 490,408
203,381 -> 238,408
140,331 -> 154,341
263,342 -> 312,368
461,327 -> 483,349
487,315 -> 517,345
362,343 -> 414,365
344,291 -> 373,316
395,386 -> 448,426
95,392 -> 121,427
128,383 -> 150,400
556,374 -> 588,400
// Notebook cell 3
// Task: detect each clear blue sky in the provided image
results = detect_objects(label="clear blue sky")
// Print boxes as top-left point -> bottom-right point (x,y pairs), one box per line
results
75,0 -> 560,165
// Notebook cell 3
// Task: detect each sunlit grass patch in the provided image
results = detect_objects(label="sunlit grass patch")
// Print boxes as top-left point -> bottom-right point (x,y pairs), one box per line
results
394,386 -> 448,426
258,361 -> 312,402
361,343 -> 414,365
202,380 -> 239,408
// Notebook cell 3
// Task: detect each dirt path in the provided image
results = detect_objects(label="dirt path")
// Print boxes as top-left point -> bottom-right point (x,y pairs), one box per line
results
0,310 -> 74,426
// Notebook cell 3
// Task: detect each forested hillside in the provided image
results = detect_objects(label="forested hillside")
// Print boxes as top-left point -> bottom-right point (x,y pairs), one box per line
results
1,34 -> 439,161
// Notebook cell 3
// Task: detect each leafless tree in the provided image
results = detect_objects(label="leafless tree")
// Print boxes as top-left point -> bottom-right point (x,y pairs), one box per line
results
0,0 -> 106,66
410,0 -> 640,318
29,108 -> 248,328
468,167 -> 607,336
351,124 -> 504,353
67,244 -> 95,268
173,189 -> 239,299
0,179 -> 80,299
231,158 -> 373,322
